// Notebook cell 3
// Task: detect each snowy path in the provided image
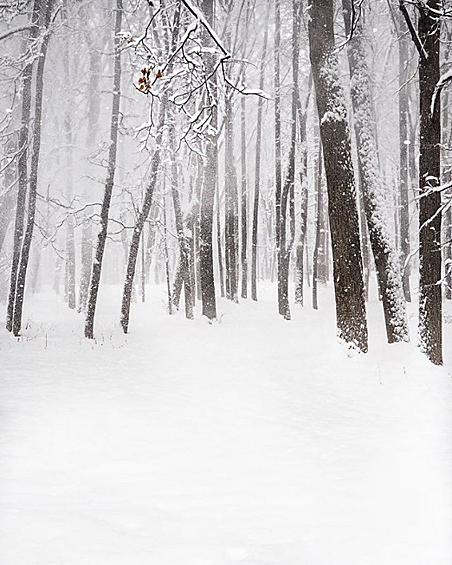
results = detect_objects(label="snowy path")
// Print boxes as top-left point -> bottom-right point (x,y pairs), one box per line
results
0,286 -> 451,565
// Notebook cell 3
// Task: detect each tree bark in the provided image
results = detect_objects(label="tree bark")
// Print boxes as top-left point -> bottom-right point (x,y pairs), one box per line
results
417,0 -> 442,364
398,14 -> 412,301
224,83 -> 239,303
120,102 -> 166,334
199,0 -> 218,320
12,0 -> 54,336
308,0 -> 368,352
294,80 -> 310,306
6,0 -> 41,332
343,0 -> 409,343
240,67 -> 248,299
312,141 -> 323,311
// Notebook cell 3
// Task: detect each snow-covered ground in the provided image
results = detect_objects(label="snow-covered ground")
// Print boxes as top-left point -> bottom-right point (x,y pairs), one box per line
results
0,283 -> 451,565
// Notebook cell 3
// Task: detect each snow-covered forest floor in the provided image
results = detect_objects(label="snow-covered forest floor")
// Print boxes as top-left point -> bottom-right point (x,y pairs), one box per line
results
0,284 -> 451,565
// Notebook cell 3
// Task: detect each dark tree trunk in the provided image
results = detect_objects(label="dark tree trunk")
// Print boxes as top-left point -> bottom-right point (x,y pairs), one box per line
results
169,126 -> 193,319
12,0 -> 54,336
308,0 -> 368,352
277,0 -> 300,320
6,0 -> 41,332
343,0 -> 409,343
120,103 -> 166,334
85,0 -> 123,339
199,0 -> 217,320
417,1 -> 442,365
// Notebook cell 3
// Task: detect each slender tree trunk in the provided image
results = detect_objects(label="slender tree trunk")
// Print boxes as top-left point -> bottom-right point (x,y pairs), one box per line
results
79,41 -> 100,312
343,0 -> 408,343
240,68 -> 248,299
274,0 -> 284,316
199,0 -> 217,319
61,0 -> 76,310
417,1 -> 442,365
85,0 -> 123,339
277,0 -> 300,320
294,80 -> 310,306
224,85 -> 239,303
12,0 -> 54,336
251,4 -> 270,301
0,136 -> 18,257
216,179 -> 225,298
308,0 -> 368,352
163,188 -> 173,314
6,0 -> 41,332
169,126 -> 193,319
398,15 -> 412,301
444,94 -> 452,300
312,141 -> 323,310
120,103 -> 166,333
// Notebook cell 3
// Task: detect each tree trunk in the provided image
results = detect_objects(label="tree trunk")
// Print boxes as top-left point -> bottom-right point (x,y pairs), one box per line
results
0,136 -> 18,258
79,37 -> 101,312
63,38 -> 76,310
251,3 -> 270,302
12,0 -> 54,336
443,93 -> 452,300
312,141 -> 323,311
85,0 -> 123,339
6,0 -> 41,332
224,85 -> 239,303
274,0 -> 284,316
199,0 -> 218,320
308,0 -> 368,352
343,0 -> 409,343
417,1 -> 442,365
398,19 -> 412,301
240,67 -> 248,299
294,80 -> 310,306
120,102 -> 166,334
169,126 -> 193,319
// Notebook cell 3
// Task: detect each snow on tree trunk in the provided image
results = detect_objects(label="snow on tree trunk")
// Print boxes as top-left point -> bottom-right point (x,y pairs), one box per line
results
120,103 -> 166,334
397,13 -> 412,302
240,67 -> 248,300
308,0 -> 368,352
12,0 -> 54,337
343,0 -> 409,344
418,0 -> 442,365
6,0 -> 41,333
199,0 -> 218,320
